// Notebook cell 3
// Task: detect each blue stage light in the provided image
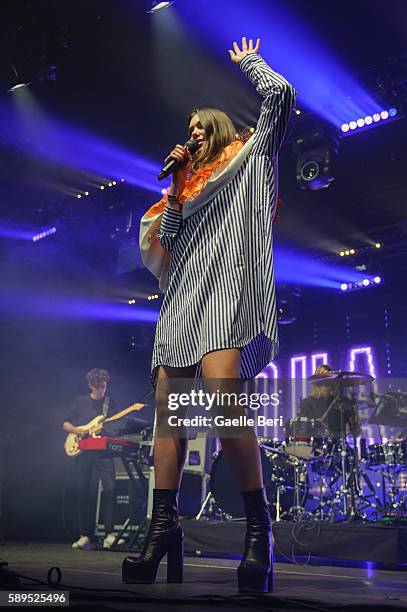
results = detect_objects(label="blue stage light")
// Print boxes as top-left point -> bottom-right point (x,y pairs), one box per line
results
340,105 -> 401,137
339,275 -> 383,292
32,226 -> 57,242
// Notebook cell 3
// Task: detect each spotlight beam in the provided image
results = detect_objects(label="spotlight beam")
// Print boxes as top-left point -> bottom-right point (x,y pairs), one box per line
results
177,0 -> 381,126
0,100 -> 162,194
274,245 -> 365,289
0,289 -> 160,322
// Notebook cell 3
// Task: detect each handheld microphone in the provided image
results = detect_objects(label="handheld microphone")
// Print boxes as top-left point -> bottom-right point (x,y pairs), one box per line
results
158,138 -> 200,181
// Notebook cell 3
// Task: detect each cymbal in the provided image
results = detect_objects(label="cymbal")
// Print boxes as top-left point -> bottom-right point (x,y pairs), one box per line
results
307,370 -> 374,386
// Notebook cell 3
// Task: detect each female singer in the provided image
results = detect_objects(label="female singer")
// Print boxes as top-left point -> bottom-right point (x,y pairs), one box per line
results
123,36 -> 296,593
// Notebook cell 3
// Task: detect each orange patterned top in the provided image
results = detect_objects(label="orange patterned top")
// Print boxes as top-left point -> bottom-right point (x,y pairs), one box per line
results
143,140 -> 245,220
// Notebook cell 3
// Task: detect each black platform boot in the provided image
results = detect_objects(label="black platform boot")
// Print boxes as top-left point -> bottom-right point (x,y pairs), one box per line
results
122,488 -> 183,584
237,487 -> 273,593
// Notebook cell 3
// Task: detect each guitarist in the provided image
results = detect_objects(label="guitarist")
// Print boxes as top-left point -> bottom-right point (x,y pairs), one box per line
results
63,368 -> 120,550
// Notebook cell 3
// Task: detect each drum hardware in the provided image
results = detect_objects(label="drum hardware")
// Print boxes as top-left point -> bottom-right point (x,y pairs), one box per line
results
198,445 -> 310,521
367,390 -> 407,429
293,370 -> 384,522
367,441 -> 407,469
307,370 -> 374,387
368,462 -> 407,517
311,442 -> 385,522
363,388 -> 407,515
366,441 -> 407,513
195,489 -> 213,521
160,367 -> 406,524
195,433 -> 405,524
381,468 -> 407,513
195,472 -> 229,521
359,465 -> 383,510
281,457 -> 311,522
313,371 -> 373,520
275,486 -> 282,522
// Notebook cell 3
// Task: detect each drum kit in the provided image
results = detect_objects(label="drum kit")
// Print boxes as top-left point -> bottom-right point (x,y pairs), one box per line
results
201,371 -> 407,523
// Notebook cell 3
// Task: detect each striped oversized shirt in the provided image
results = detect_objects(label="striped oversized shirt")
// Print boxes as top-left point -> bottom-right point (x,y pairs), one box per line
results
151,53 -> 296,381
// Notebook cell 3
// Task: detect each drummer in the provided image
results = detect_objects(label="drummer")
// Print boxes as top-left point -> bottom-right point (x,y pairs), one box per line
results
298,364 -> 356,438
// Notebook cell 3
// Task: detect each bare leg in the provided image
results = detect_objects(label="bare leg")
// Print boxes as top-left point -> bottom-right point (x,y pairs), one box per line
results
122,364 -> 195,584
201,349 -> 263,492
201,349 -> 272,594
154,364 -> 196,489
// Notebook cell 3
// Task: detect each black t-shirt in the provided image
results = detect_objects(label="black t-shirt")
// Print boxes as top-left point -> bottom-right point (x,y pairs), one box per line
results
65,394 -> 118,435
298,395 -> 353,437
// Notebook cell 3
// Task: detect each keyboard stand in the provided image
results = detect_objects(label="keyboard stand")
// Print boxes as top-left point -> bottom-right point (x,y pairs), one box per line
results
108,453 -> 149,551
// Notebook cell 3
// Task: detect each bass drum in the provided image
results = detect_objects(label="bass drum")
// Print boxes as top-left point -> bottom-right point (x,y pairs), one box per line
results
209,445 -> 308,519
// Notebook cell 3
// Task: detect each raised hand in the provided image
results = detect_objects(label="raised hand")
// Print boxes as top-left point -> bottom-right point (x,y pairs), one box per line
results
229,36 -> 260,64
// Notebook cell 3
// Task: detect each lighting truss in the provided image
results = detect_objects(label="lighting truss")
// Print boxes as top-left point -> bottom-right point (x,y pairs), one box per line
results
340,276 -> 382,292
32,226 -> 57,242
340,106 -> 401,137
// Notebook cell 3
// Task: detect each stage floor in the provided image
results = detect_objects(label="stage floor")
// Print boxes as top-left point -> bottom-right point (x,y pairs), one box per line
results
1,544 -> 407,611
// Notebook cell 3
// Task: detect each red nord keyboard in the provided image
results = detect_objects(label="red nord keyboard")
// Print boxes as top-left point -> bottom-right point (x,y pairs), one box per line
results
78,436 -> 139,455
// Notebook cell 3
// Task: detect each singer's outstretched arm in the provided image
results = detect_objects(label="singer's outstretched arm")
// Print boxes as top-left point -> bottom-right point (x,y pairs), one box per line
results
230,37 -> 296,158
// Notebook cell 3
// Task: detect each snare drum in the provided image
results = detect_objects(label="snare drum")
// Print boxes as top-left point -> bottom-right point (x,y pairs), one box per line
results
285,417 -> 326,459
367,442 -> 407,468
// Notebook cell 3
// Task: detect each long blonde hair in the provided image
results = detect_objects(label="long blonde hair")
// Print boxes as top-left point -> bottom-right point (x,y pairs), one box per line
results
310,364 -> 334,399
188,108 -> 237,172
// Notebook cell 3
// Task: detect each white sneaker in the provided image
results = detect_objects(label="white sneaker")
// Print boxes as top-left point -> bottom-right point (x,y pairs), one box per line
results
72,535 -> 92,550
103,533 -> 126,548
